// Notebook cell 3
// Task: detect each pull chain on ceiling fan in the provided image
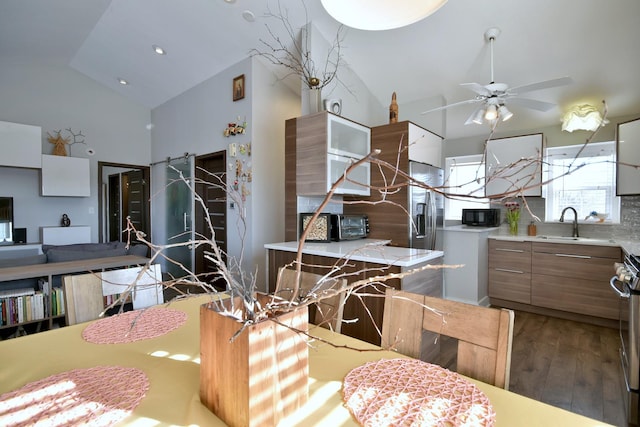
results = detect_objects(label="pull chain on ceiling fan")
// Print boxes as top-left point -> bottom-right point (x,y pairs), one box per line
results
421,27 -> 573,126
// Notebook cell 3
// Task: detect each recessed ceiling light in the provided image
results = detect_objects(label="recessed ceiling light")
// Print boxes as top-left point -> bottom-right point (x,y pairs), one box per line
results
117,78 -> 129,85
152,44 -> 166,55
242,10 -> 255,22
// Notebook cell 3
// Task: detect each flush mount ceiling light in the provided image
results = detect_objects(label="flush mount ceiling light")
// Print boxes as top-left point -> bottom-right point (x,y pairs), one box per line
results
561,104 -> 609,132
320,0 -> 448,31
117,78 -> 129,85
152,44 -> 166,55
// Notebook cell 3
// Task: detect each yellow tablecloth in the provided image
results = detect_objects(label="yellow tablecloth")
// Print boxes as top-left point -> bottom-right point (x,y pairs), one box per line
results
0,295 -> 612,426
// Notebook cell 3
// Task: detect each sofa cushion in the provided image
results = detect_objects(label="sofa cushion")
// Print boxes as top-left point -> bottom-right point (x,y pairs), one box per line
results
0,254 -> 47,269
127,244 -> 149,257
46,247 -> 127,263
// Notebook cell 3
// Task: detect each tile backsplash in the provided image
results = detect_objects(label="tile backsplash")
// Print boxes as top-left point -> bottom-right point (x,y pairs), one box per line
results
491,195 -> 640,241
297,195 -> 343,215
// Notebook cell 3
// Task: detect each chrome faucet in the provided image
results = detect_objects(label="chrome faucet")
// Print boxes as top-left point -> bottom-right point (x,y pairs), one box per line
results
559,206 -> 579,238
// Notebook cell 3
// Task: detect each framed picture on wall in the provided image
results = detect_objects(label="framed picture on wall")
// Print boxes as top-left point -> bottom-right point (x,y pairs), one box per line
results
233,74 -> 245,101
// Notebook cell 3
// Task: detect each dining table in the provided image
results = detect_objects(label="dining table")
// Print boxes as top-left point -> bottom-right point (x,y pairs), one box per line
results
0,294 -> 613,426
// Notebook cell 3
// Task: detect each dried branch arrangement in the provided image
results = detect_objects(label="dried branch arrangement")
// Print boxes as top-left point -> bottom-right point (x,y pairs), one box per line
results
249,0 -> 346,90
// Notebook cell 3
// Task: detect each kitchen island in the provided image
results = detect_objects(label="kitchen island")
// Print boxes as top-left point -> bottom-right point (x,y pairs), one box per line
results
265,239 -> 443,345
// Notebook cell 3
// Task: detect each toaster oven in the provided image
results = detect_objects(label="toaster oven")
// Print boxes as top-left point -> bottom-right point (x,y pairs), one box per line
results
299,213 -> 369,242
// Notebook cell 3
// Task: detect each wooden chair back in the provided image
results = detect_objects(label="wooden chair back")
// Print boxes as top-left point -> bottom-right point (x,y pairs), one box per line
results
277,267 -> 347,333
381,288 -> 515,390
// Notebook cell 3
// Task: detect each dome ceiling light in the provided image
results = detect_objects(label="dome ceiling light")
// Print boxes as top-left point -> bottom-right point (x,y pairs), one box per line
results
320,0 -> 448,31
561,104 -> 609,132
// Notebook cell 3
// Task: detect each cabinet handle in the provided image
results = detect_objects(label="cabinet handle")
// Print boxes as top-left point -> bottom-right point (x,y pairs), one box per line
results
495,248 -> 524,253
495,268 -> 525,274
554,253 -> 591,259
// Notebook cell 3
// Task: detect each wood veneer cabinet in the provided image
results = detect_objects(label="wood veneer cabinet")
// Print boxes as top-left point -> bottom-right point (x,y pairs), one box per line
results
531,242 -> 622,319
267,249 -> 442,345
288,111 -> 370,197
343,121 -> 443,247
488,239 -> 532,304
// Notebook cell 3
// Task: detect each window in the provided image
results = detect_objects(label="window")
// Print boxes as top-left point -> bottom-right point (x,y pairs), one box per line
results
444,155 -> 490,220
544,142 -> 619,223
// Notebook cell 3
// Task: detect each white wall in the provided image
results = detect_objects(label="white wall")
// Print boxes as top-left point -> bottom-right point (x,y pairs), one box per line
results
308,23 -> 386,128
150,57 -> 299,284
0,61 -> 151,243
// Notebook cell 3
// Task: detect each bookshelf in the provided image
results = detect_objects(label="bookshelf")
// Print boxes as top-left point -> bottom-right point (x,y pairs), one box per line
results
0,255 -> 149,335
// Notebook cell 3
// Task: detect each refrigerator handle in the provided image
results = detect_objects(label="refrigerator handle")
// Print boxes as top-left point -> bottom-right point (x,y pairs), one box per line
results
429,191 -> 437,250
416,202 -> 426,237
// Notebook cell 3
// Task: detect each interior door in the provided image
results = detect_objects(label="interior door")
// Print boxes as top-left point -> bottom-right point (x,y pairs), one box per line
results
125,169 -> 149,241
164,157 -> 194,279
195,152 -> 227,291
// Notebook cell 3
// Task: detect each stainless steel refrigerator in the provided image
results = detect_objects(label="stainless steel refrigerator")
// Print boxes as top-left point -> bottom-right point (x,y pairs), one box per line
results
408,161 -> 444,250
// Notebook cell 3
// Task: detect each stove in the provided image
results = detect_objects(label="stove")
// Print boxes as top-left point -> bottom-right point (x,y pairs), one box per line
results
611,253 -> 640,425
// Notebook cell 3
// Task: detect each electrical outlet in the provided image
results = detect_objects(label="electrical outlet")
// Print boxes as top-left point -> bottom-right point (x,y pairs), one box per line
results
88,207 -> 95,214
229,143 -> 237,157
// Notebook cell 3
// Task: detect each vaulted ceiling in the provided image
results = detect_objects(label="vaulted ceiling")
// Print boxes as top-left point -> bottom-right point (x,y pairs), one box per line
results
2,0 -> 639,140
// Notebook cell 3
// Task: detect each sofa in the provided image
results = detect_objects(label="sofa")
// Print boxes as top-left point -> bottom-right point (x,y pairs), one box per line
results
0,241 -> 149,290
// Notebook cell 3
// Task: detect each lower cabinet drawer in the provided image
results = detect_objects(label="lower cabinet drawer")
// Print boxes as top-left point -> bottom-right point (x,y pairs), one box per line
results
488,269 -> 531,304
531,273 -> 621,320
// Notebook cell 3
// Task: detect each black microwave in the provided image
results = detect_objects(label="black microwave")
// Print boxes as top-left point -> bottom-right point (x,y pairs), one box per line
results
462,208 -> 501,227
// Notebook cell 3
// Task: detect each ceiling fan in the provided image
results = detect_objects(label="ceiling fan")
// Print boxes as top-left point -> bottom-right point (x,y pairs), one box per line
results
421,27 -> 573,125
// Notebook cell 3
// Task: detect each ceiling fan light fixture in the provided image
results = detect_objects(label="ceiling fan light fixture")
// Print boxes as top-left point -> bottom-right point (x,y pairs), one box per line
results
471,109 -> 485,125
561,104 -> 609,132
498,105 -> 513,121
484,104 -> 498,121
320,0 -> 448,31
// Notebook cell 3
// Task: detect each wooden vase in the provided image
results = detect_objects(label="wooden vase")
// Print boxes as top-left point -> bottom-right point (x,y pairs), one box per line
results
199,294 -> 309,427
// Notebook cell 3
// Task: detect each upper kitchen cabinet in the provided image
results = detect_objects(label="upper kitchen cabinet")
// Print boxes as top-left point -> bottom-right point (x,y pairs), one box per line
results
485,133 -> 544,197
371,121 -> 443,168
0,121 -> 42,169
292,112 -> 371,196
41,154 -> 90,197
617,117 -> 640,195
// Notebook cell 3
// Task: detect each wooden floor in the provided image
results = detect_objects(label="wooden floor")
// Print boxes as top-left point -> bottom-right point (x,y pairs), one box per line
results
437,310 -> 628,426
509,311 -> 627,426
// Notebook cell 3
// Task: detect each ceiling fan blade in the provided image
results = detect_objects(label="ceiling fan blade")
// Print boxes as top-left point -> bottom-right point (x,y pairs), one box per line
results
507,97 -> 557,112
420,98 -> 482,115
460,82 -> 491,96
508,76 -> 573,95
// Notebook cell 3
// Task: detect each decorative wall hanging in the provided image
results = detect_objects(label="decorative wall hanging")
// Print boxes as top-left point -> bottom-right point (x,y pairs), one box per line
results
46,128 -> 94,157
229,145 -> 252,201
233,74 -> 245,101
223,117 -> 248,137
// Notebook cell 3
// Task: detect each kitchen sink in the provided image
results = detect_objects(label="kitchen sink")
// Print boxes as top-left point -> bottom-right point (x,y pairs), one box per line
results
536,235 -> 580,241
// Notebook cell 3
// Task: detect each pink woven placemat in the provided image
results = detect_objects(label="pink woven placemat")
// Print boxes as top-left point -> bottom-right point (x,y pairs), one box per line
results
343,358 -> 496,427
0,365 -> 149,427
82,308 -> 187,344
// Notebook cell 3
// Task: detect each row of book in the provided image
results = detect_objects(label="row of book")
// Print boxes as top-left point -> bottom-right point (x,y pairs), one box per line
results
0,283 -> 65,327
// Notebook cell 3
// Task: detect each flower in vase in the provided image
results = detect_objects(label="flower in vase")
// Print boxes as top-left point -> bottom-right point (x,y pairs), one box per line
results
504,201 -> 521,235
504,201 -> 521,224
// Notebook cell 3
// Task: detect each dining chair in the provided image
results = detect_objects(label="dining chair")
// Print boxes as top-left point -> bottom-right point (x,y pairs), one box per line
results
277,267 -> 347,333
381,288 -> 515,390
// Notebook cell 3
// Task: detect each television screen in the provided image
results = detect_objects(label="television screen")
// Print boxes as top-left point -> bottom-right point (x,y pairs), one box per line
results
0,196 -> 14,244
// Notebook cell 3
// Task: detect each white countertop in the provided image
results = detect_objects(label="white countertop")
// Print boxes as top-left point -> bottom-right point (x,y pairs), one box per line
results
264,239 -> 444,267
618,240 -> 640,256
487,234 -> 640,253
442,225 -> 500,233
